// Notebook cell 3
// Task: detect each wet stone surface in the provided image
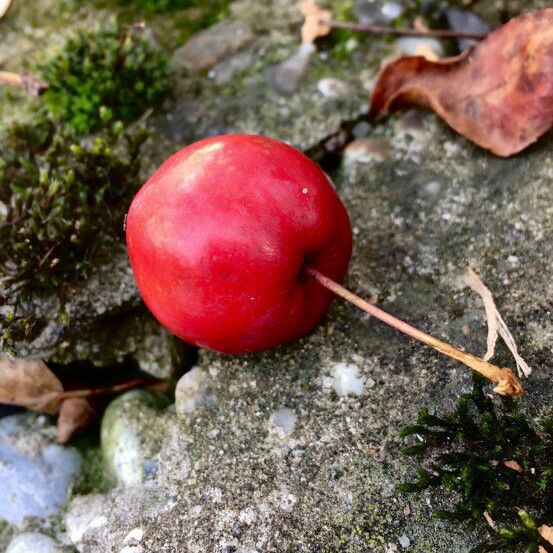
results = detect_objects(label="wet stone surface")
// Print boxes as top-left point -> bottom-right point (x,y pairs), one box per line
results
1,0 -> 553,551
62,112 -> 553,552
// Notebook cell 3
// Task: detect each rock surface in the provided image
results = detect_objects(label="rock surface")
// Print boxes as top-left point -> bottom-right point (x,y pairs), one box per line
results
63,111 -> 553,551
5,532 -> 63,553
0,414 -> 81,526
171,20 -> 254,72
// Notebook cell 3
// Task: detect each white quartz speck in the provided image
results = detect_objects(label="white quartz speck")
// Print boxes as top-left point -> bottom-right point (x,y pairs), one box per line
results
331,363 -> 365,396
269,408 -> 297,437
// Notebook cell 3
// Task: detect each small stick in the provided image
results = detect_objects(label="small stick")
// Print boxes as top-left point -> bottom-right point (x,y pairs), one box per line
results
324,19 -> 488,41
58,378 -> 164,400
307,267 -> 523,396
0,71 -> 48,96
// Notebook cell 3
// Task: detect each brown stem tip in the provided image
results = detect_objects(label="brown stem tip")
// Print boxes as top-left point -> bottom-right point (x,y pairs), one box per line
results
308,268 -> 523,396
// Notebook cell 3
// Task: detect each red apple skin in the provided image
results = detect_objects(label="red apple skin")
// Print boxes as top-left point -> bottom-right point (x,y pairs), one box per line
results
126,134 -> 352,354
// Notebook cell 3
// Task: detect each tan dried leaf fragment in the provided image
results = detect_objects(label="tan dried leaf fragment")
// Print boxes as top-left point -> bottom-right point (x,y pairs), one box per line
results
57,398 -> 96,444
503,459 -> 524,473
539,525 -> 553,546
0,356 -> 63,414
300,0 -> 331,44
0,0 -> 11,19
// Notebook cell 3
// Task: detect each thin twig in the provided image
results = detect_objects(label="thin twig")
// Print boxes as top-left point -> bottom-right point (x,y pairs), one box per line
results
324,19 -> 488,41
0,71 -> 48,96
307,268 -> 523,396
58,378 -> 160,400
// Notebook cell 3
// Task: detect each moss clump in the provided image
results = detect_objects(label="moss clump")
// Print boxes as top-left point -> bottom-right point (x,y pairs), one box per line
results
399,375 -> 553,552
0,109 -> 146,291
121,0 -> 199,12
40,23 -> 167,133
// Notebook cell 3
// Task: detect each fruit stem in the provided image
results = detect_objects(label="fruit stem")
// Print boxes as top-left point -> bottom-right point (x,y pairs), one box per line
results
324,19 -> 488,41
307,268 -> 523,396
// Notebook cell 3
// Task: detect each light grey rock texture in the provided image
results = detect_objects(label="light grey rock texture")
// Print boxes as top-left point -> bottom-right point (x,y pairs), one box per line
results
65,111 -> 553,551
0,415 -> 81,526
5,532 -> 63,553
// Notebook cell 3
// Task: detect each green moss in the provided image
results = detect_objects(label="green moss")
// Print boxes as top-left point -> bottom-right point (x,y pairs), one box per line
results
0,110 -> 147,354
40,22 -> 168,133
399,375 -> 553,552
302,494 -> 390,552
72,433 -> 109,495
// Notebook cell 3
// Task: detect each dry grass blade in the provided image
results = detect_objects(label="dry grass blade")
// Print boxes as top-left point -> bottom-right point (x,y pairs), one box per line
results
465,268 -> 532,377
0,356 -> 63,413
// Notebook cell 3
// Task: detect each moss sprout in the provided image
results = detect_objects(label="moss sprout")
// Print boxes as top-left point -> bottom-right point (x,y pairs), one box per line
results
399,375 -> 553,552
0,109 -> 147,291
40,22 -> 168,133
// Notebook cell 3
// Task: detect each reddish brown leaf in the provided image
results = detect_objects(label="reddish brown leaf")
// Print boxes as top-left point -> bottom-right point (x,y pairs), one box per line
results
369,9 -> 553,157
0,356 -> 63,414
56,398 -> 96,444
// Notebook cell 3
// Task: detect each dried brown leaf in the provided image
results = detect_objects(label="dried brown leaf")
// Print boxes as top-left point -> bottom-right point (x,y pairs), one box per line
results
300,0 -> 331,44
56,398 -> 96,444
503,459 -> 524,473
0,356 -> 63,413
369,9 -> 553,156
539,525 -> 553,546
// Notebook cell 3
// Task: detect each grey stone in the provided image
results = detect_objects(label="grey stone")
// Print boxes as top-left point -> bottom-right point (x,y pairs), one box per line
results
395,37 -> 444,57
446,8 -> 491,51
268,43 -> 315,96
175,366 -> 215,416
209,50 -> 254,85
72,111 -> 553,551
317,78 -> 352,99
7,245 -> 187,378
171,20 -> 253,73
101,390 -> 170,487
356,0 -> 404,25
5,532 -> 62,553
157,2 -> 369,152
0,415 -> 81,526
343,137 -> 391,165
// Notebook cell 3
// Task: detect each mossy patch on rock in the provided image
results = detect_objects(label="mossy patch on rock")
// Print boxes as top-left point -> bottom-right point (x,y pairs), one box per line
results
40,22 -> 168,133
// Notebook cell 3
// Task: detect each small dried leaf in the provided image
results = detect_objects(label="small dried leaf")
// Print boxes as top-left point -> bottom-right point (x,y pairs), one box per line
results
0,356 -> 63,413
465,268 -> 532,378
0,0 -> 11,19
369,9 -> 553,156
300,0 -> 331,44
539,525 -> 553,546
503,459 -> 524,473
56,398 -> 96,444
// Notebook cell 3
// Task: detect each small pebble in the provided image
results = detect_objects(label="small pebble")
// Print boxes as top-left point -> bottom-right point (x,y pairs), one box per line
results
6,532 -> 62,553
317,78 -> 352,99
331,363 -> 365,397
399,534 -> 411,548
269,408 -> 297,438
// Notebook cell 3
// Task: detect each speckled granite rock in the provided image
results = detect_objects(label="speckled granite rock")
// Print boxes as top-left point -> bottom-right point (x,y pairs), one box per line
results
6,245 -> 184,378
64,111 -> 553,551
